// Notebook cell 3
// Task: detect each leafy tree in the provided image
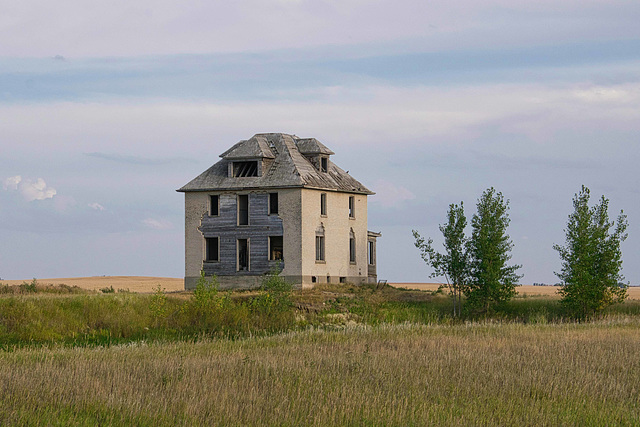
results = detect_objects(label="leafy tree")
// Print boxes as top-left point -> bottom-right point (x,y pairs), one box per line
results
466,187 -> 521,313
413,202 -> 469,316
554,186 -> 628,318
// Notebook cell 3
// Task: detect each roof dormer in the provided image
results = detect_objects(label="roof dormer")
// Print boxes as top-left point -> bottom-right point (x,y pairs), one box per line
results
295,138 -> 335,173
220,135 -> 276,178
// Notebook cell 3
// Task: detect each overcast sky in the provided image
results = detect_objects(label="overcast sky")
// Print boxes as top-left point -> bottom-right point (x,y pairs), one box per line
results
1,0 -> 638,284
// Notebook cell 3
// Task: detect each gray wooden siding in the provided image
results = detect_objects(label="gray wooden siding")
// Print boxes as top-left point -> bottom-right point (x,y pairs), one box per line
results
199,192 -> 284,276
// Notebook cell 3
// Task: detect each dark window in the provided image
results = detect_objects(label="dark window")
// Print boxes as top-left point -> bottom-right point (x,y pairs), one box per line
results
205,237 -> 219,262
340,277 -> 346,283
320,193 -> 327,216
320,157 -> 328,172
269,192 -> 278,215
315,236 -> 325,261
233,161 -> 258,177
238,239 -> 249,271
368,240 -> 375,265
350,235 -> 356,263
312,276 -> 317,283
238,194 -> 249,225
348,196 -> 355,218
209,195 -> 219,216
269,236 -> 283,261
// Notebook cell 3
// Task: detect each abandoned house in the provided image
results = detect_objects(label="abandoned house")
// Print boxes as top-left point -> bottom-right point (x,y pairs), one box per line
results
177,133 -> 380,289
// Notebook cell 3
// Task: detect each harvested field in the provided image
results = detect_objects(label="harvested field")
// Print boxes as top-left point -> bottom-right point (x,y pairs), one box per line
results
390,283 -> 640,299
1,276 -> 184,293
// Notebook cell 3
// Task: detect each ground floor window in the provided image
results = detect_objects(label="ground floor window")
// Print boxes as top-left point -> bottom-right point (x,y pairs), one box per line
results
205,237 -> 219,262
269,236 -> 283,261
237,239 -> 249,271
315,236 -> 325,261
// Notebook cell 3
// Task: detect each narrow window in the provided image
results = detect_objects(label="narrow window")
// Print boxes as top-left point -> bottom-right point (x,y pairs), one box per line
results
209,195 -> 219,216
320,157 -> 328,172
326,275 -> 331,283
269,192 -> 279,215
315,236 -> 325,261
368,240 -> 375,265
348,196 -> 355,218
237,239 -> 249,271
205,237 -> 219,262
269,236 -> 283,261
320,193 -> 327,216
233,161 -> 258,177
349,230 -> 356,263
238,194 -> 249,225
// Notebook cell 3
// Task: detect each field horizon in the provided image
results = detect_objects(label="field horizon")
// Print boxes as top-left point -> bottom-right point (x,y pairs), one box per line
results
3,276 -> 640,299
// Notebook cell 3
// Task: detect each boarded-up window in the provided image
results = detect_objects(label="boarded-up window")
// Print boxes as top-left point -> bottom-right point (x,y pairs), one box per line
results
205,237 -> 219,262
209,195 -> 219,216
233,161 -> 258,177
269,193 -> 278,215
320,193 -> 327,216
238,194 -> 249,225
269,236 -> 283,261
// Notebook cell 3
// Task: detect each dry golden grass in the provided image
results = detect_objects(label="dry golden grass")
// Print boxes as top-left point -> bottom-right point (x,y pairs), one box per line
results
2,276 -> 184,293
1,321 -> 639,425
391,283 -> 640,299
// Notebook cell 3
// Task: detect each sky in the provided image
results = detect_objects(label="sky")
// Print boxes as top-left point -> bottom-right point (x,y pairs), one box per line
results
0,0 -> 639,284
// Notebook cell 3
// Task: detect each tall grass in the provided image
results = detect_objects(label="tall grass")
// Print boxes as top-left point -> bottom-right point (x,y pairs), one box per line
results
1,321 -> 639,425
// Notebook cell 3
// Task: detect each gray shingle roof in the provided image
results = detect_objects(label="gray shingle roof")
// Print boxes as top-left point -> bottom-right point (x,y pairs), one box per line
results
177,133 -> 374,195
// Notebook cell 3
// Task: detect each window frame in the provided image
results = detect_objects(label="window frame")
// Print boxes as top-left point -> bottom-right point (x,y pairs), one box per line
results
237,194 -> 249,226
237,238 -> 250,271
320,193 -> 327,217
269,235 -> 284,261
315,235 -> 325,262
269,192 -> 279,215
348,196 -> 355,219
349,234 -> 356,264
204,236 -> 220,262
209,195 -> 219,216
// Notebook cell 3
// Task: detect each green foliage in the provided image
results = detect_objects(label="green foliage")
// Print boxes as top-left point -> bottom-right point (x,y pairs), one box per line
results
149,285 -> 168,326
466,188 -> 522,313
554,186 -> 629,318
413,202 -> 469,316
19,279 -> 39,293
100,286 -> 115,294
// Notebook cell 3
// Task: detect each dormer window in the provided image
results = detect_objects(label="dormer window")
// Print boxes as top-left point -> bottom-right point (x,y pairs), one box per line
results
233,161 -> 258,177
320,157 -> 328,172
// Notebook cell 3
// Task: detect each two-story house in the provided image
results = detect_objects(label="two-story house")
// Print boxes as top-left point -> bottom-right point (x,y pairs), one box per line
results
177,133 -> 380,289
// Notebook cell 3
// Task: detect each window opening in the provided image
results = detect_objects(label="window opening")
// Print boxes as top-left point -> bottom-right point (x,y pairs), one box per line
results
320,193 -> 327,216
209,195 -> 219,216
233,161 -> 258,177
315,236 -> 325,261
205,237 -> 219,262
368,240 -> 375,265
312,276 -> 317,283
348,196 -> 355,218
237,239 -> 249,271
269,236 -> 283,261
349,229 -> 356,263
269,193 -> 279,215
326,275 -> 331,283
320,157 -> 328,172
340,277 -> 346,283
238,194 -> 249,225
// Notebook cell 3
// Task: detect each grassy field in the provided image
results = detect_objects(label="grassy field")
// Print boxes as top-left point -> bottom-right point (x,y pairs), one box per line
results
1,321 -> 639,425
1,279 -> 640,425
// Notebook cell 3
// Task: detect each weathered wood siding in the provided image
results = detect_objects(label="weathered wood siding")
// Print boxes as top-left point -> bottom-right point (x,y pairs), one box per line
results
199,192 -> 284,276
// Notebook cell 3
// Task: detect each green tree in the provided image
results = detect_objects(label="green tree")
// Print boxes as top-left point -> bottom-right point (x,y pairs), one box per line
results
553,186 -> 628,318
413,202 -> 469,317
466,188 -> 521,313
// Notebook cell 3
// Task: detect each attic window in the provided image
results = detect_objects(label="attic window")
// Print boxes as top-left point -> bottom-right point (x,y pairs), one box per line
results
233,161 -> 258,177
320,157 -> 328,172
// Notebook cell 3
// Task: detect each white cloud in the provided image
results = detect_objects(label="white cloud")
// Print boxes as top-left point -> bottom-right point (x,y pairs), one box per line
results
3,175 -> 57,201
370,179 -> 416,208
88,202 -> 105,211
142,218 -> 173,230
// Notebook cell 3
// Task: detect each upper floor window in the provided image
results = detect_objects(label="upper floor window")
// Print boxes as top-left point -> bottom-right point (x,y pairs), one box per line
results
320,157 -> 328,172
209,195 -> 219,216
238,194 -> 249,225
320,193 -> 327,216
269,192 -> 279,215
348,196 -> 355,218
316,224 -> 325,262
233,161 -> 258,177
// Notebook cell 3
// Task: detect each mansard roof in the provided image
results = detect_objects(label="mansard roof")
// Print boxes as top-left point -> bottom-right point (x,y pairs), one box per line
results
177,133 -> 373,195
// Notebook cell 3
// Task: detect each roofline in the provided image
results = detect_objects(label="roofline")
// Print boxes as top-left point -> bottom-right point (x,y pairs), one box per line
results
177,184 -> 374,195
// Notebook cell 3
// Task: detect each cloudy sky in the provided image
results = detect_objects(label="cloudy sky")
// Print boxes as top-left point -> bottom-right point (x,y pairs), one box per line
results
1,0 -> 638,284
